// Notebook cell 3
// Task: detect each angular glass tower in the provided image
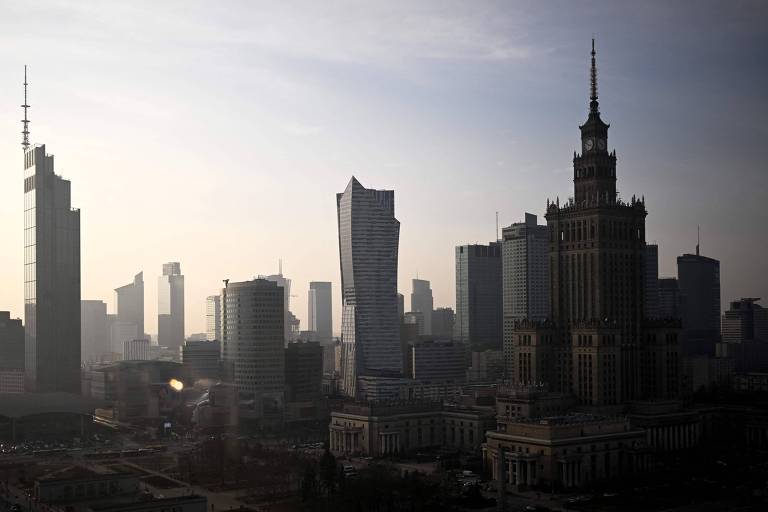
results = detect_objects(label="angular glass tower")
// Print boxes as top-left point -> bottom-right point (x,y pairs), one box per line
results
158,262 -> 185,351
336,177 -> 401,397
24,144 -> 81,392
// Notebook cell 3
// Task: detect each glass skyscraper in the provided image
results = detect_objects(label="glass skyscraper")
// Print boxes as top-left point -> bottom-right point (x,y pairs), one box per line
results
158,262 -> 185,351
24,144 -> 81,392
337,177 -> 401,397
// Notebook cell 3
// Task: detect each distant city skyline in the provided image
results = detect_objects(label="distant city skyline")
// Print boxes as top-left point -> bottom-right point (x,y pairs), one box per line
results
0,2 -> 766,335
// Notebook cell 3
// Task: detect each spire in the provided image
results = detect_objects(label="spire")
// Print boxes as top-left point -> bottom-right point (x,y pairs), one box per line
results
21,65 -> 30,150
590,38 -> 599,114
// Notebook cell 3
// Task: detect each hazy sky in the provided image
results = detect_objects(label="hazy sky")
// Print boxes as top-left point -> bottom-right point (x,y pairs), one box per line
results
0,1 -> 766,335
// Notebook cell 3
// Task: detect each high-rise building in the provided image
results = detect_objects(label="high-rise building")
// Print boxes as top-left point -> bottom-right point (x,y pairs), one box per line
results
509,40 -> 680,404
397,293 -> 405,320
337,177 -> 401,397
0,312 -> 24,370
501,213 -> 550,322
454,243 -> 502,349
158,262 -> 185,351
81,300 -> 108,363
658,278 -> 681,319
182,340 -> 221,382
645,244 -> 660,319
285,341 -> 323,401
308,281 -> 333,341
410,279 -> 434,335
431,307 -> 455,339
23,137 -> 81,392
719,298 -> 768,372
221,279 -> 285,415
115,272 -> 144,339
205,295 -> 221,341
264,271 -> 299,343
678,248 -> 720,356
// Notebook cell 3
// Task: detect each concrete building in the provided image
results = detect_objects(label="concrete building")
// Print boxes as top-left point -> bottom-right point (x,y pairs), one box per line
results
329,401 -> 495,457
81,301 -> 109,363
484,414 -> 649,490
221,279 -> 285,416
337,177 -> 401,397
410,279 -> 434,335
205,295 -> 221,341
719,298 -> 768,372
308,281 -> 333,341
285,341 -> 323,401
0,312 -> 25,371
495,384 -> 576,422
23,143 -> 81,393
182,340 -> 221,382
658,277 -> 681,319
678,249 -> 721,356
455,243 -> 502,349
35,467 -> 140,504
403,311 -> 425,336
123,339 -> 150,361
87,496 -> 207,512
431,307 -> 455,339
501,213 -> 550,322
645,244 -> 659,319
110,321 -> 138,358
115,272 -> 144,339
410,340 -> 466,384
158,262 -> 185,351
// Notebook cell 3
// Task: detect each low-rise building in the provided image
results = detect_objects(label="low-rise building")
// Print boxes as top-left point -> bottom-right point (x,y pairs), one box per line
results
483,414 -> 648,490
88,495 -> 207,512
35,466 -> 139,503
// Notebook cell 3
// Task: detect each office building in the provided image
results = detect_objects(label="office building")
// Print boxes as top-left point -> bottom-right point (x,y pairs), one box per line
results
0,312 -> 24,370
337,177 -> 401,397
410,279 -> 434,335
23,140 -> 81,393
182,340 -> 221,382
81,300 -> 108,363
645,244 -> 659,319
455,243 -> 502,349
158,262 -> 185,351
403,311 -> 425,336
221,279 -> 285,415
719,298 -> 768,372
431,307 -> 455,339
285,341 -> 323,401
410,340 -> 466,384
111,321 -> 138,358
658,278 -> 681,319
508,40 -> 680,404
308,281 -> 333,341
205,295 -> 221,341
678,248 -> 721,355
123,339 -> 150,361
397,293 -> 405,320
115,272 -> 144,339
501,213 -> 550,322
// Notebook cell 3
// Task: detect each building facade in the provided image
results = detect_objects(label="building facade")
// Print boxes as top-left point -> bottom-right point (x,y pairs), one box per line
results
0,311 -> 25,371
658,278 -> 681,319
158,262 -> 185,351
410,340 -> 466,384
410,279 -> 434,335
431,307 -> 455,339
337,177 -> 401,397
285,341 -> 323,401
455,243 -> 502,349
308,281 -> 333,341
81,301 -> 108,363
24,143 -> 81,393
115,272 -> 144,339
502,213 -> 550,322
205,295 -> 221,341
123,339 -> 150,361
182,340 -> 221,382
645,244 -> 659,319
221,279 -> 285,415
677,249 -> 720,356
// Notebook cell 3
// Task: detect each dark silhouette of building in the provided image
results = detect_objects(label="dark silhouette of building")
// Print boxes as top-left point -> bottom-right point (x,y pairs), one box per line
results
719,298 -> 768,372
678,248 -> 721,356
508,40 -> 680,405
0,312 -> 24,370
158,262 -> 185,352
645,244 -> 659,319
285,341 -> 323,401
410,279 -> 434,335
454,243 -> 502,349
658,278 -> 681,319
431,307 -> 455,339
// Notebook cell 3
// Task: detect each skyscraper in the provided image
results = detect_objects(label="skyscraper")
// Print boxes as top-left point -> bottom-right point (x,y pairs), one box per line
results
658,278 -> 681,319
158,262 -> 185,351
308,281 -> 333,342
677,248 -> 721,356
501,213 -> 550,322
337,177 -> 401,397
206,295 -> 221,341
221,279 -> 285,415
0,312 -> 24,371
454,243 -> 502,349
23,69 -> 81,393
81,300 -> 108,363
645,244 -> 660,319
264,271 -> 299,343
410,279 -> 434,335
115,272 -> 144,338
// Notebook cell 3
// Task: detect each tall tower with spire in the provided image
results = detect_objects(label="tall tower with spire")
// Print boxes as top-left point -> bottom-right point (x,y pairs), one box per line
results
509,41 -> 681,406
22,67 -> 82,393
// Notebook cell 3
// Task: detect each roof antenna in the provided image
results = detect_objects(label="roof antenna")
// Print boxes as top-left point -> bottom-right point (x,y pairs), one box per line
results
696,225 -> 700,256
496,211 -> 499,241
279,258 -> 283,276
21,65 -> 30,150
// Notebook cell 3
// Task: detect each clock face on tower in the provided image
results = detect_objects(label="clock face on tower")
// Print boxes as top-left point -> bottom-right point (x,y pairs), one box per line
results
583,138 -> 594,151
597,138 -> 606,150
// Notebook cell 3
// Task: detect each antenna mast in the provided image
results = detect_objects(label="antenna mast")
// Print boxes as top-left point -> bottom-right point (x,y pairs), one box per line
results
496,211 -> 499,241
21,65 -> 30,150
696,225 -> 700,256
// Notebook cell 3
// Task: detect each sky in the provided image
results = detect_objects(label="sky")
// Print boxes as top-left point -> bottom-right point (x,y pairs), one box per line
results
0,1 -> 766,336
